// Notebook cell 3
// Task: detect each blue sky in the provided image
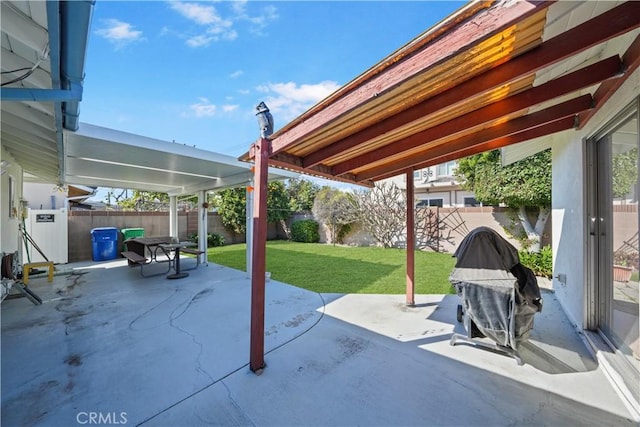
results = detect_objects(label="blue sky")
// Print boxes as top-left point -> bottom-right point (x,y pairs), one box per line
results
81,1 -> 464,155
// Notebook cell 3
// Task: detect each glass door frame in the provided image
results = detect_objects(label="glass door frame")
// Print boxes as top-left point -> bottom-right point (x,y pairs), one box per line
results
586,97 -> 639,404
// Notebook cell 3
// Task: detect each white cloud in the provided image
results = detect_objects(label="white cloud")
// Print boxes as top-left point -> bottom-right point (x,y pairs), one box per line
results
189,98 -> 217,117
235,4 -> 278,35
229,70 -> 244,79
255,81 -> 341,121
186,34 -> 215,48
185,98 -> 239,117
168,1 -> 276,47
169,2 -> 222,25
169,1 -> 238,47
95,19 -> 144,49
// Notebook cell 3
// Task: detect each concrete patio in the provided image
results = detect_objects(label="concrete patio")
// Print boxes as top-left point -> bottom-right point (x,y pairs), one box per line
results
1,258 -> 637,426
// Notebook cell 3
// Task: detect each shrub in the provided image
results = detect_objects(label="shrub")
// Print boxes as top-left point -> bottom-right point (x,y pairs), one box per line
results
518,245 -> 552,278
188,232 -> 225,247
291,219 -> 320,243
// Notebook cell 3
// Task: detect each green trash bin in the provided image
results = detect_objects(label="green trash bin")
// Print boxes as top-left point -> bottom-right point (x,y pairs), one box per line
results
121,228 -> 145,251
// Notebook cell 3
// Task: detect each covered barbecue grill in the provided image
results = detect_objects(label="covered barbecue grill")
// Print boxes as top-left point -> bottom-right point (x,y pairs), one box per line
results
449,227 -> 543,364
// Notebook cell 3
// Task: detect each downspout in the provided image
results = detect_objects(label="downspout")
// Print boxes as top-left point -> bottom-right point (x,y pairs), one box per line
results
59,0 -> 94,132
52,0 -> 94,184
45,1 -> 63,184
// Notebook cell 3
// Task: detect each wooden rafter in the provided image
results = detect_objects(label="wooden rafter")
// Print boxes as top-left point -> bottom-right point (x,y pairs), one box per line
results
281,1 -> 640,170
332,56 -> 621,176
356,95 -> 593,182
267,1 -> 549,156
373,117 -> 577,182
578,33 -> 640,129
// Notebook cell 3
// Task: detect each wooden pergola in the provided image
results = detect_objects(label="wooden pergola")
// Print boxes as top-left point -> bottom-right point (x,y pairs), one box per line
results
242,1 -> 640,372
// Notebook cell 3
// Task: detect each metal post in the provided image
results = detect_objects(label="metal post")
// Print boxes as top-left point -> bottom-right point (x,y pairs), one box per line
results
198,190 -> 207,265
406,169 -> 415,306
250,138 -> 269,373
169,196 -> 178,238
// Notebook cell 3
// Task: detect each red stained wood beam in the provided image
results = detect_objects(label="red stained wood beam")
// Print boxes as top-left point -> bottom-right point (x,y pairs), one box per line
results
332,56 -> 620,176
358,95 -> 592,182
250,138 -> 269,373
578,33 -> 640,129
268,152 -> 373,188
301,2 -> 640,167
371,116 -> 576,183
269,1 -> 550,156
405,169 -> 415,307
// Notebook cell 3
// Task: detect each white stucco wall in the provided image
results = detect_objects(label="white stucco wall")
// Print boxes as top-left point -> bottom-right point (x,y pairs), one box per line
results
552,67 -> 640,329
552,132 -> 585,328
0,145 -> 23,257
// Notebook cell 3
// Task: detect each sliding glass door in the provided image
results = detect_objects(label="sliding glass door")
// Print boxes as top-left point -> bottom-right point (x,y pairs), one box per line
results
592,102 -> 639,395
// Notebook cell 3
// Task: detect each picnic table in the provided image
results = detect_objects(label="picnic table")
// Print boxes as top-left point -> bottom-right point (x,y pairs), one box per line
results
124,236 -> 172,261
158,241 -> 197,279
121,237 -> 203,278
121,236 -> 173,277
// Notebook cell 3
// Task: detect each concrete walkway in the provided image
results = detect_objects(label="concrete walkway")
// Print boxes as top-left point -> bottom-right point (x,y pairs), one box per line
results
1,259 -> 637,426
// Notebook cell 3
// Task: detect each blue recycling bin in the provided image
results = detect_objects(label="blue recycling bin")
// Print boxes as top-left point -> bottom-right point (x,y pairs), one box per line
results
91,227 -> 119,261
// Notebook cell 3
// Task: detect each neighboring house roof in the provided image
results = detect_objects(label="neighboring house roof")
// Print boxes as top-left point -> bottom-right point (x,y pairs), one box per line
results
241,1 -> 640,186
0,1 -> 296,195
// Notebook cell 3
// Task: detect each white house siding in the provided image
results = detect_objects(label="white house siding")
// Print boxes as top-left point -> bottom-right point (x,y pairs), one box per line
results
553,67 -> 640,332
0,145 -> 23,257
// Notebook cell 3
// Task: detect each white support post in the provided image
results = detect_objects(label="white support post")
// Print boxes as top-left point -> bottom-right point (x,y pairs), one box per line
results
198,190 -> 208,265
169,196 -> 178,238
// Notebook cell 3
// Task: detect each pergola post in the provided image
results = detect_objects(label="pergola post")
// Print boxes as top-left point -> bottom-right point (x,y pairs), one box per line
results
169,196 -> 178,238
198,190 -> 208,265
249,138 -> 269,373
406,169 -> 415,306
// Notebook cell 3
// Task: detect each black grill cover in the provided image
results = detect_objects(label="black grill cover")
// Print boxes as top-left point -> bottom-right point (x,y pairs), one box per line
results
449,227 -> 542,349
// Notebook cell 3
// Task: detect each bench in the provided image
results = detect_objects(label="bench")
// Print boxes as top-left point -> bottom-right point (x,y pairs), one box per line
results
22,261 -> 54,285
121,251 -> 170,277
180,248 -> 206,271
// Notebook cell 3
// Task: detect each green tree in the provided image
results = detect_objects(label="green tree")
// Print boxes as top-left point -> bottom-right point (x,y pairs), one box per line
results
214,187 -> 246,234
117,190 -> 170,211
456,149 -> 551,252
286,178 -> 321,212
214,181 -> 291,236
267,181 -> 293,236
312,187 -> 358,244
612,147 -> 637,199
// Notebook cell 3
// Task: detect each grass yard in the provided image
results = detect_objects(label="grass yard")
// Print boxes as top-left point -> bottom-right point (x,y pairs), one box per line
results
207,240 -> 456,294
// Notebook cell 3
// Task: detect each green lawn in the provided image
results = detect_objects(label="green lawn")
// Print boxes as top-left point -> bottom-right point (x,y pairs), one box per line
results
207,240 -> 456,294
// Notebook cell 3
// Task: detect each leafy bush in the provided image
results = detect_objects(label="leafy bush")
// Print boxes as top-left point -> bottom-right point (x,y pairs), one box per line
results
518,245 -> 552,278
291,219 -> 320,243
613,251 -> 639,269
188,232 -> 225,247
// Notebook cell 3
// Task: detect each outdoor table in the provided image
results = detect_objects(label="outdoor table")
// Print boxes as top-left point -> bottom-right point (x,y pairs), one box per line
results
124,236 -> 172,263
159,241 -> 197,279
